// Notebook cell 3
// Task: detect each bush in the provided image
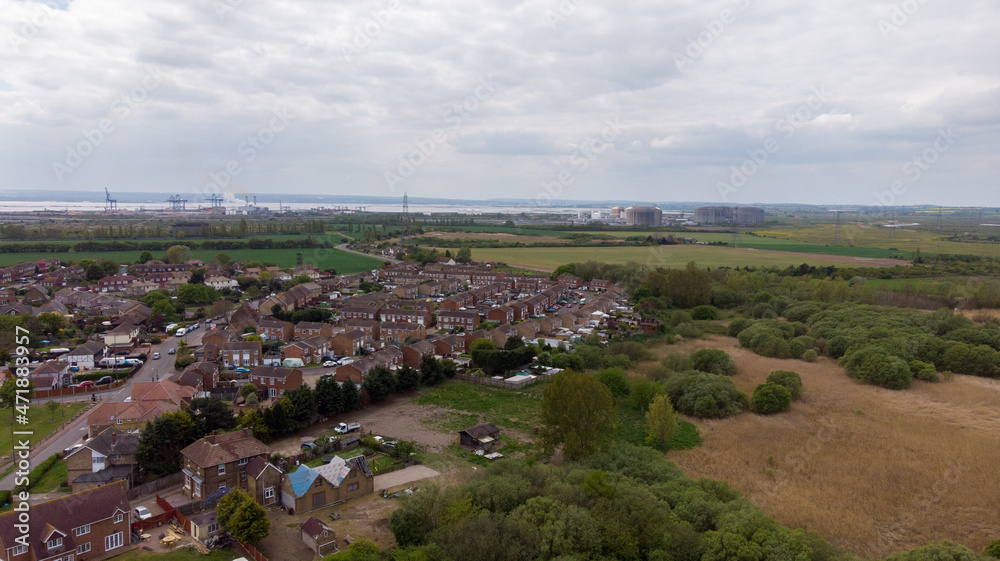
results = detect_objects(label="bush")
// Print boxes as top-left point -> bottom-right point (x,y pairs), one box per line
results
670,311 -> 693,327
909,360 -> 940,383
691,305 -> 720,321
676,323 -> 702,339
690,349 -> 736,376
983,539 -> 1000,559
661,352 -> 693,373
802,349 -> 818,362
750,383 -> 792,414
664,371 -> 748,418
839,345 -> 912,390
737,321 -> 795,359
766,371 -> 803,400
605,341 -> 654,363
727,317 -> 753,337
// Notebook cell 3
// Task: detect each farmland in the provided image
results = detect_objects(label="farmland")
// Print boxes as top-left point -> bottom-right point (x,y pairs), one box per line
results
0,247 -> 383,272
756,223 -> 1000,257
458,245 -> 908,271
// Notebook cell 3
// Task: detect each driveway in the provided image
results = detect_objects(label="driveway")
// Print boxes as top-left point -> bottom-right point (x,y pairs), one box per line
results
373,465 -> 440,492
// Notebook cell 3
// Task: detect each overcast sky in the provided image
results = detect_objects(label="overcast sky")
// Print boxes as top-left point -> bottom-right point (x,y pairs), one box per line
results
1,0 -> 997,206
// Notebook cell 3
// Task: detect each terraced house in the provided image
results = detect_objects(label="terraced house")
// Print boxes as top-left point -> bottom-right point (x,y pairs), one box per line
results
0,482 -> 132,561
180,428 -> 271,500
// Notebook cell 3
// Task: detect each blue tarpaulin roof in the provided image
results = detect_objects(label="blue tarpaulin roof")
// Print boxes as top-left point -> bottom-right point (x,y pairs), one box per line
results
287,464 -> 319,497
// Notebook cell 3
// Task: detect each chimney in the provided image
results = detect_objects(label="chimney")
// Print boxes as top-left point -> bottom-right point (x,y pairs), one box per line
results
110,430 -> 118,446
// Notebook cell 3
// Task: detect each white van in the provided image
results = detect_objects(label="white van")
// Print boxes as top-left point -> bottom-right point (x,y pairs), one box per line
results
175,328 -> 187,336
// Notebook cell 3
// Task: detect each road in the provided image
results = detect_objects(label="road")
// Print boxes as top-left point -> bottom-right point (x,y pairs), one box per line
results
336,243 -> 399,264
0,329 -> 207,491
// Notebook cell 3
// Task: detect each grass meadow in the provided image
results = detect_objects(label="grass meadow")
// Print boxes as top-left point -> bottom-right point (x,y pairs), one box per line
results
658,336 -> 1000,558
458,245 -> 907,271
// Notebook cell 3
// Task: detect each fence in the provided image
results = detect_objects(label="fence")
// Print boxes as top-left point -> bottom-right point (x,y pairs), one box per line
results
127,472 -> 184,500
236,539 -> 268,561
34,378 -> 126,399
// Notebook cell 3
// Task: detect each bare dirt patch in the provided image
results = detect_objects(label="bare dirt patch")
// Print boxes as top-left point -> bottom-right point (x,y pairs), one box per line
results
663,336 -> 1000,559
268,394 -> 460,456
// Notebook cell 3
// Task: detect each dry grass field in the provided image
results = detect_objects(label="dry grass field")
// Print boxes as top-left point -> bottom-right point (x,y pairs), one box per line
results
657,336 -> 1000,559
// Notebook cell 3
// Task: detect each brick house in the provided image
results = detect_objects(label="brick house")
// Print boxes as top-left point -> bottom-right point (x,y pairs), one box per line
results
431,335 -> 465,358
378,308 -> 431,327
221,341 -> 263,368
300,517 -> 338,557
62,340 -> 106,370
281,336 -> 329,365
180,428 -> 271,500
344,319 -> 380,341
330,331 -> 367,356
257,317 -> 294,342
96,275 -> 138,293
294,321 -> 333,339
437,310 -> 480,331
0,482 -> 132,561
247,366 -> 303,399
86,401 -> 174,438
65,427 -> 139,492
175,361 -> 219,394
486,305 -> 515,324
280,456 -> 373,514
340,306 -> 378,322
380,322 -> 426,346
246,456 -> 283,507
402,341 -> 436,369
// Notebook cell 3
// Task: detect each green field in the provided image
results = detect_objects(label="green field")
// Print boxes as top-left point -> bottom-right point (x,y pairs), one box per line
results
32,459 -> 68,492
0,402 -> 88,459
756,224 -> 1000,257
415,380 -> 544,434
0,247 -> 382,272
460,245 -> 906,271
114,547 -> 237,561
0,232 -> 347,245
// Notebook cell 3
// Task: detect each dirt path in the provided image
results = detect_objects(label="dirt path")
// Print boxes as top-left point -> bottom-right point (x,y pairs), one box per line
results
374,465 -> 441,491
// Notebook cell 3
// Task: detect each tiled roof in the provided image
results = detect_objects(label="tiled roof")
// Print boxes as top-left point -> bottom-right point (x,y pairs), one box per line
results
301,517 -> 333,539
250,366 -> 299,380
0,482 -> 129,560
180,428 -> 270,468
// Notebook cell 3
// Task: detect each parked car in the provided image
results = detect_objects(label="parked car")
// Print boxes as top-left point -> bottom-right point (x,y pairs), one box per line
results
235,367 -> 251,373
152,352 -> 160,359
300,442 -> 317,451
63,443 -> 83,455
95,376 -> 113,385
168,348 -> 176,355
322,360 -> 338,367
134,506 -> 152,521
78,380 -> 94,388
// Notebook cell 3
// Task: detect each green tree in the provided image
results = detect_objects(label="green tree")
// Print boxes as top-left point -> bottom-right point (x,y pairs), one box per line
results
396,364 -> 420,392
595,367 -> 630,399
419,354 -> 444,386
216,489 -> 251,529
541,370 -> 615,460
646,394 -> 679,449
283,384 -> 317,428
362,365 -> 396,403
165,245 -> 192,264
217,253 -> 233,266
315,376 -> 343,416
341,380 -> 361,410
37,312 -> 66,335
0,378 -> 33,408
455,246 -> 473,264
189,397 -> 236,435
188,268 -> 206,285
85,262 -> 104,281
631,378 -> 664,413
45,400 -> 60,420
228,496 -> 271,543
137,251 -> 153,264
983,539 -> 1000,559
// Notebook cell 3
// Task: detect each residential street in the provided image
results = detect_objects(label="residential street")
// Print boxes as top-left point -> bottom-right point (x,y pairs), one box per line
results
0,329 -> 206,491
